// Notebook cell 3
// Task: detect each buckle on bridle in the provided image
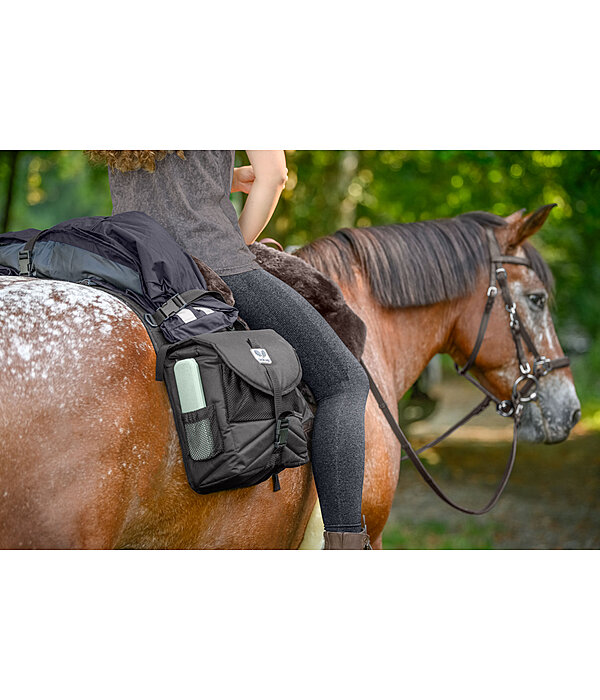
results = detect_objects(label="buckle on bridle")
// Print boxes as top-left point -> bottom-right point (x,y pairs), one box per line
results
512,374 -> 539,404
519,361 -> 531,375
534,356 -> 552,377
487,286 -> 498,298
505,303 -> 520,330
496,400 -> 514,418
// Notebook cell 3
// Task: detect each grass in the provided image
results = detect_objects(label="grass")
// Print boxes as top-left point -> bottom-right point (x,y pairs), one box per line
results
382,519 -> 503,550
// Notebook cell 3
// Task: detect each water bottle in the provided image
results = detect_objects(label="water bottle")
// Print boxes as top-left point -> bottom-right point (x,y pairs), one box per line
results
174,358 -> 214,459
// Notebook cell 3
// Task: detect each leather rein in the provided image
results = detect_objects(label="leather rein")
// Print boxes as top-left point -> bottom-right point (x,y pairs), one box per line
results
359,227 -> 570,515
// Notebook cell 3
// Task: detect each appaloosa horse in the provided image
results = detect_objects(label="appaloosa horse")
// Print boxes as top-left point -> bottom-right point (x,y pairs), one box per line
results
0,206 -> 580,548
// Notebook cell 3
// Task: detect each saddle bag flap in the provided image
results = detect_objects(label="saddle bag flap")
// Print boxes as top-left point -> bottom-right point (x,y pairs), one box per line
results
194,329 -> 303,395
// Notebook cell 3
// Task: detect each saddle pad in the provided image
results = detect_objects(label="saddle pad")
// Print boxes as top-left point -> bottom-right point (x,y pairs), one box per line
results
192,241 -> 367,362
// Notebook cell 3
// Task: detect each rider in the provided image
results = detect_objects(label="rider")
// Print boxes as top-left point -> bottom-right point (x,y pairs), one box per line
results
86,150 -> 372,550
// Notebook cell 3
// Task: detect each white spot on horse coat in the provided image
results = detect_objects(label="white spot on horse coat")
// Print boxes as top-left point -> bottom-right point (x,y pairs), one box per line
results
16,343 -> 33,361
0,276 -> 148,416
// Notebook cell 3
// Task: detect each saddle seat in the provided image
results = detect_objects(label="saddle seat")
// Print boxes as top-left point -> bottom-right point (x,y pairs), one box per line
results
190,241 -> 367,414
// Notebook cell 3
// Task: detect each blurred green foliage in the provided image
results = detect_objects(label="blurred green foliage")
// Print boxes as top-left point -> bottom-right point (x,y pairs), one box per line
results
1,150 -> 598,409
382,519 -> 501,550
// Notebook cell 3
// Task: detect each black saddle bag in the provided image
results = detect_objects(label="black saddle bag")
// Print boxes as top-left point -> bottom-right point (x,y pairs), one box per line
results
156,327 -> 314,494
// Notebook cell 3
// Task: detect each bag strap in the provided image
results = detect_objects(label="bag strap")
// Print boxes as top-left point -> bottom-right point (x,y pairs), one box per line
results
18,228 -> 49,275
150,288 -> 228,326
264,364 -> 289,490
247,337 -> 291,492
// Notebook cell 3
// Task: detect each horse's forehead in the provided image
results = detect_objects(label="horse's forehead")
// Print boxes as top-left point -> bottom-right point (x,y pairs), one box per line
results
504,250 -> 537,284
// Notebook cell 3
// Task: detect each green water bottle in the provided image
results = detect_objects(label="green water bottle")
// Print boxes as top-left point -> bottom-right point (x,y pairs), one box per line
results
174,358 -> 214,460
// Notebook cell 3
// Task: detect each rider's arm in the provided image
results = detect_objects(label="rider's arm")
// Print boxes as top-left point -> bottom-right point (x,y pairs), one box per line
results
237,150 -> 288,245
231,165 -> 255,193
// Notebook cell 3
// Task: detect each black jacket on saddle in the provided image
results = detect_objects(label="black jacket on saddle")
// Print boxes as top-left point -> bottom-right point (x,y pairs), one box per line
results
0,210 -> 239,342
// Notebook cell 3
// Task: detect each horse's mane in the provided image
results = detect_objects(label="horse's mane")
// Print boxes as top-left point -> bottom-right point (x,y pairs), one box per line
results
295,211 -> 554,308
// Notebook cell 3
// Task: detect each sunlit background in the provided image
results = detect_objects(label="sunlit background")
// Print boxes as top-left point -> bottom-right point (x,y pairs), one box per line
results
1,150 -> 598,548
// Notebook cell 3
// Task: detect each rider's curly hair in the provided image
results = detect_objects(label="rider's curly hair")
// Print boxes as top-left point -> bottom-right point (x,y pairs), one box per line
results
85,150 -> 185,173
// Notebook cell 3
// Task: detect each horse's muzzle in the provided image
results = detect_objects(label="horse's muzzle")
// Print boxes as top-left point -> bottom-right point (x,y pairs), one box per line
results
518,376 -> 581,444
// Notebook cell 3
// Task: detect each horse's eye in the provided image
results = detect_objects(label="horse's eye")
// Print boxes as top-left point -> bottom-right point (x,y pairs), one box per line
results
528,293 -> 546,310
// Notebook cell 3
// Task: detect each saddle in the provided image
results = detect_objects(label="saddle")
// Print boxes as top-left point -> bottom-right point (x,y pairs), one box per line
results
191,241 -> 367,362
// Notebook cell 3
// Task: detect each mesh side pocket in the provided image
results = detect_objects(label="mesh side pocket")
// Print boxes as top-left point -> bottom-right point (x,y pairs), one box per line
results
181,405 -> 223,461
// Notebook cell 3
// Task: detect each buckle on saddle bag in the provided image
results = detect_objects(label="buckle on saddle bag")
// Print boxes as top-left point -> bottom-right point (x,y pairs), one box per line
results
18,250 -> 32,276
275,416 -> 290,448
152,293 -> 187,325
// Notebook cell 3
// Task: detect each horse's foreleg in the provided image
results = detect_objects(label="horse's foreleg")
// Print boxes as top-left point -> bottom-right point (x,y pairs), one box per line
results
360,395 -> 402,549
371,534 -> 383,550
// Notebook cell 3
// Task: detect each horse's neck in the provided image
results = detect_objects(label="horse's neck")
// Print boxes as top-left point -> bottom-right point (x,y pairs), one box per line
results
336,268 -> 457,406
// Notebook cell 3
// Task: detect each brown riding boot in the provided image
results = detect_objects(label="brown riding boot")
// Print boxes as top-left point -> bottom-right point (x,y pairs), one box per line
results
323,521 -> 372,550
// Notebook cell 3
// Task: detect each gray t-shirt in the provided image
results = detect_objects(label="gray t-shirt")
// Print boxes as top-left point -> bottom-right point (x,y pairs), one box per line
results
108,150 -> 261,275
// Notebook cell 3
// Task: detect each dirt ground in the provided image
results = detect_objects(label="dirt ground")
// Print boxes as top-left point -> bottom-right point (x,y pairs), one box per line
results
383,376 -> 600,549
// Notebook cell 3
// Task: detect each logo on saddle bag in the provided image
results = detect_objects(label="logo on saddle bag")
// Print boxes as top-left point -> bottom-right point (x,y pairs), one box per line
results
250,348 -> 272,364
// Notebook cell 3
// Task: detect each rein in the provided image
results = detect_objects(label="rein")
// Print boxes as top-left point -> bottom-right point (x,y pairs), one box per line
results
359,227 -> 570,515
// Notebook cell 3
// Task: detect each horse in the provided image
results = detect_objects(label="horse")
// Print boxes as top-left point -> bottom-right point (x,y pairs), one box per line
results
0,205 -> 580,549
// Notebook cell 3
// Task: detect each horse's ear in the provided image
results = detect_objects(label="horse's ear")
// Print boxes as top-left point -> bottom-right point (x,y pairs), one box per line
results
502,204 -> 556,250
504,208 -> 527,225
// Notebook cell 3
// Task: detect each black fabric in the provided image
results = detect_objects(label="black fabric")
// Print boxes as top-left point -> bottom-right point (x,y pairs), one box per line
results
0,211 -> 239,342
157,328 -> 314,494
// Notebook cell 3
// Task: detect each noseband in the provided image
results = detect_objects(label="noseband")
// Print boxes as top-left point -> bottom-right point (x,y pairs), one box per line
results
360,227 -> 570,515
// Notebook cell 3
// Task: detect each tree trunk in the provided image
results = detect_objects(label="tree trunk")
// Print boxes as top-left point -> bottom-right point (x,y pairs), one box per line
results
2,150 -> 19,233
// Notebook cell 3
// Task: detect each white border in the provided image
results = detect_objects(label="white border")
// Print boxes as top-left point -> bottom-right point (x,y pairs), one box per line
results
1,2 -> 597,697
1,2 -> 597,147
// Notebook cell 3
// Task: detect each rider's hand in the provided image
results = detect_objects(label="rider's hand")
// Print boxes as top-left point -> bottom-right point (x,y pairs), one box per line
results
232,165 -> 255,194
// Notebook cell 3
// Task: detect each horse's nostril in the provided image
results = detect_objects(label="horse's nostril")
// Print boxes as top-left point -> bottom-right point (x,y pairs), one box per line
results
570,409 -> 581,428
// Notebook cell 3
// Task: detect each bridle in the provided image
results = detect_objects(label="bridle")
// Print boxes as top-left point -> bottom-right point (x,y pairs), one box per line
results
359,227 -> 571,515
454,228 -> 570,421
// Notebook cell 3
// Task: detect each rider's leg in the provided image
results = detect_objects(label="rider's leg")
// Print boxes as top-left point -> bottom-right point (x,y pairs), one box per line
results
221,268 -> 370,540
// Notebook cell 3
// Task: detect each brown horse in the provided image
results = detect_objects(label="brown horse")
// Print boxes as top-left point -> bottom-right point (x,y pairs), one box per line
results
0,206 -> 580,549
